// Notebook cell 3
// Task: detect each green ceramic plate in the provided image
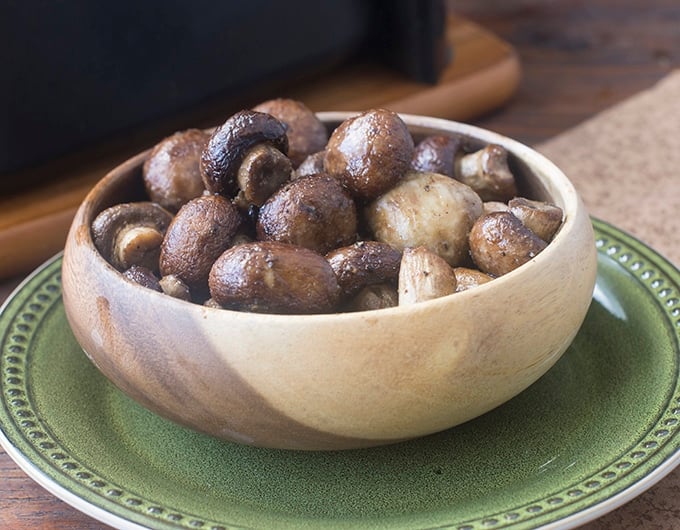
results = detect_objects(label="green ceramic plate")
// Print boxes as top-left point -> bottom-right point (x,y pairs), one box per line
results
1,219 -> 680,530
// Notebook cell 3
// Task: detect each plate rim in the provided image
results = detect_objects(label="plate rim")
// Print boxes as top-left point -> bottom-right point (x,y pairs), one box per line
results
1,218 -> 680,529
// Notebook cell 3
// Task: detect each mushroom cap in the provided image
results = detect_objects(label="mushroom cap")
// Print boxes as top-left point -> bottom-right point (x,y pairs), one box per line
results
159,195 -> 241,294
365,171 -> 483,267
142,129 -> 209,212
508,197 -> 564,242
256,174 -> 357,255
200,110 -> 289,197
411,134 -> 463,176
326,241 -> 402,299
469,211 -> 548,276
122,265 -> 162,292
324,109 -> 415,201
91,202 -> 173,272
208,241 -> 340,314
252,98 -> 328,168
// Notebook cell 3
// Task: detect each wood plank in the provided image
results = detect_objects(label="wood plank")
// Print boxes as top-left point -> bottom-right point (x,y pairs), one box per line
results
0,14 -> 519,279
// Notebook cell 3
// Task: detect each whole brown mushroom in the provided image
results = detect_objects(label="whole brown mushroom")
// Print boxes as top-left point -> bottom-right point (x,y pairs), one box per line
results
469,211 -> 547,277
256,174 -> 357,255
411,134 -> 463,176
142,129 -> 209,212
159,195 -> 241,295
326,241 -> 401,300
252,98 -> 328,168
91,202 -> 173,273
209,241 -> 340,314
122,265 -> 162,292
508,197 -> 564,242
324,109 -> 414,201
200,110 -> 288,198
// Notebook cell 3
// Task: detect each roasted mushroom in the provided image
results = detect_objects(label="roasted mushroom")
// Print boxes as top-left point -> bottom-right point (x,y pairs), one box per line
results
453,267 -> 493,292
482,201 -> 510,215
256,174 -> 357,255
324,109 -> 414,201
142,129 -> 210,212
208,241 -> 340,314
346,283 -> 399,312
456,144 -> 517,202
365,171 -> 483,267
508,197 -> 563,242
122,265 -> 162,292
252,98 -> 328,168
326,241 -> 401,299
92,202 -> 173,272
411,134 -> 463,176
398,246 -> 458,305
159,195 -> 241,294
293,151 -> 325,179
200,110 -> 288,197
469,211 -> 547,277
236,143 -> 292,207
159,274 -> 192,301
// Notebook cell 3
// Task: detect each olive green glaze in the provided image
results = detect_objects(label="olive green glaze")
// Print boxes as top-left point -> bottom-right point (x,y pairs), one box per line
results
1,219 -> 679,529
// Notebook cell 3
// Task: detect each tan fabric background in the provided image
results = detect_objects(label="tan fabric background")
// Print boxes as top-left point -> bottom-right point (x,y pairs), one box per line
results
538,71 -> 680,528
538,70 -> 680,265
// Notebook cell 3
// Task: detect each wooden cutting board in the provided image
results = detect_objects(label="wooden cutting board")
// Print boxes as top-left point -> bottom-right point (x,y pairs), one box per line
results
0,14 -> 520,280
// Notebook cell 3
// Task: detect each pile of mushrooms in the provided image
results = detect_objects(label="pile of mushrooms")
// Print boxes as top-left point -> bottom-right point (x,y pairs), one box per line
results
91,100 -> 564,314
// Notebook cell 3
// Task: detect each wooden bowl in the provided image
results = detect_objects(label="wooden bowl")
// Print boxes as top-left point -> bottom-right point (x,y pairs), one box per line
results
61,113 -> 597,450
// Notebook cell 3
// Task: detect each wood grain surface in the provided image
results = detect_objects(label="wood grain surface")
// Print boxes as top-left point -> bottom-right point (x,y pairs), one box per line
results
1,0 -> 679,528
0,14 -> 518,280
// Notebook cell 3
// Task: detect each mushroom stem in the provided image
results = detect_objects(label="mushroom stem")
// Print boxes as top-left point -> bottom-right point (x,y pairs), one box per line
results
236,144 -> 292,206
398,246 -> 458,305
115,226 -> 164,271
455,144 -> 517,202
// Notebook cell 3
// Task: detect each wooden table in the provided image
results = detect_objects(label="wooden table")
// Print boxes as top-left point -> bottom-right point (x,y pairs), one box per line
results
1,0 -> 679,527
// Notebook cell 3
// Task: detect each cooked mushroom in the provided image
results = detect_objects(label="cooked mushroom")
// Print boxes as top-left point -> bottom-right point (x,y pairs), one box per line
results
346,283 -> 398,312
200,110 -> 288,197
469,211 -> 547,277
256,174 -> 357,255
208,241 -> 340,314
122,265 -> 162,292
453,267 -> 493,292
411,134 -> 463,176
159,274 -> 192,301
293,150 -> 326,179
252,98 -> 328,168
398,246 -> 458,305
324,109 -> 414,201
142,129 -> 209,212
159,195 -> 241,294
482,201 -> 510,215
236,143 -> 292,206
365,171 -> 483,267
456,144 -> 517,202
92,202 -> 173,272
326,241 -> 401,299
508,197 -> 563,242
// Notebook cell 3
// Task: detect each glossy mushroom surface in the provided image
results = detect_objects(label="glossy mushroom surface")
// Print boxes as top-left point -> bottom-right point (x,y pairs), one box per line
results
62,113 -> 597,450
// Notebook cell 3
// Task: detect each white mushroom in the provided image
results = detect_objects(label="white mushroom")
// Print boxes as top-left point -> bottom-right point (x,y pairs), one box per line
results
364,171 -> 483,267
